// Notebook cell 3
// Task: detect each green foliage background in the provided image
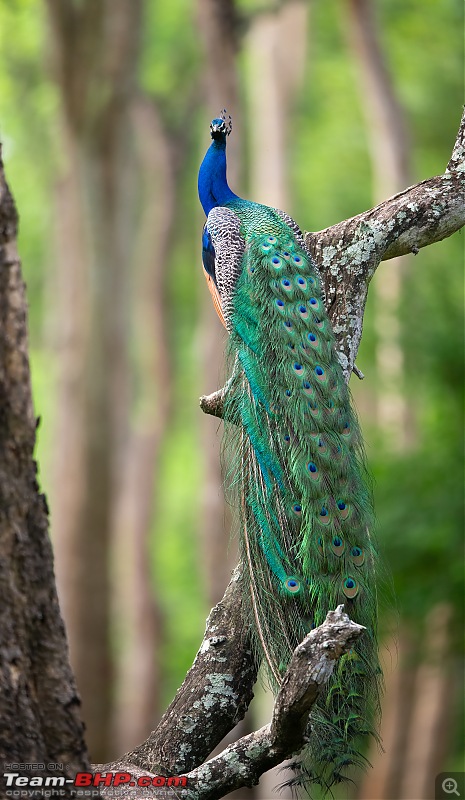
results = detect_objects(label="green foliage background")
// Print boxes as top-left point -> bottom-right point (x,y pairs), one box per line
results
0,0 -> 462,769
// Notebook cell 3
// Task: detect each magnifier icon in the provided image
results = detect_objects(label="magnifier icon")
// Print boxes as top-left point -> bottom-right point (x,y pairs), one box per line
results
442,778 -> 460,796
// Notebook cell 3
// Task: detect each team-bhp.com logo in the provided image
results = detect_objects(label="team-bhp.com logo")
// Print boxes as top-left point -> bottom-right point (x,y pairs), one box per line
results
4,769 -> 188,794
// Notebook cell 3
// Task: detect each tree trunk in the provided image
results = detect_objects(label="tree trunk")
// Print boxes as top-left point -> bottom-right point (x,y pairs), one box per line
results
0,148 -> 88,780
111,97 -> 177,755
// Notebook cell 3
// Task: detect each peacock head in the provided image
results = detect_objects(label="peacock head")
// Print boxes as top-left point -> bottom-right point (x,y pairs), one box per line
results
210,109 -> 232,141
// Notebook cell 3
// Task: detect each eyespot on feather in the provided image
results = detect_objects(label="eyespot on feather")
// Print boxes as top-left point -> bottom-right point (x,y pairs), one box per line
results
319,506 -> 331,525
337,500 -> 350,520
302,380 -> 313,396
332,536 -> 345,556
295,275 -> 308,291
350,546 -> 365,566
292,503 -> 302,516
342,577 -> 359,599
307,461 -> 318,478
283,576 -> 301,595
270,255 -> 283,270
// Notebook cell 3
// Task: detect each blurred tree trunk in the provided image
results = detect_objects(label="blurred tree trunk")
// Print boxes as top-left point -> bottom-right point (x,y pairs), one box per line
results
197,0 -> 241,607
346,0 -> 414,450
398,605 -> 454,800
247,1 -> 309,211
358,629 -> 416,800
0,148 -> 88,776
45,0 -> 142,762
111,97 -> 176,755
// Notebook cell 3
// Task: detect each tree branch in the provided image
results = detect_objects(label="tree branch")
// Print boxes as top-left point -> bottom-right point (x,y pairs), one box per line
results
96,607 -> 364,799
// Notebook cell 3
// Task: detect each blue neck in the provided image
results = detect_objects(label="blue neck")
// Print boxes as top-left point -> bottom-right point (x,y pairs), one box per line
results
198,139 -> 239,216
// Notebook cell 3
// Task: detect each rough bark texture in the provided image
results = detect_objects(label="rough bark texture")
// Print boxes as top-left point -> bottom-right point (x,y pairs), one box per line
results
0,150 -> 88,778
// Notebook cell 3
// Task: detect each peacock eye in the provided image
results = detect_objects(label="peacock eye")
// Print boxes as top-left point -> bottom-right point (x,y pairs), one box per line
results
342,577 -> 359,598
284,577 -> 301,594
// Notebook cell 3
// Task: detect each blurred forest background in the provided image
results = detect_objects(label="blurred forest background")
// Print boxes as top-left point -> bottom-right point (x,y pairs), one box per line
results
0,0 -> 463,798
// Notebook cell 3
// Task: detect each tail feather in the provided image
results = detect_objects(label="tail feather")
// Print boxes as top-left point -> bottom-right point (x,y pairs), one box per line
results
222,224 -> 381,791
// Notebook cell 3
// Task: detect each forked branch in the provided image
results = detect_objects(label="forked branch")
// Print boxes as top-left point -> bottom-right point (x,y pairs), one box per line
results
97,607 -> 364,799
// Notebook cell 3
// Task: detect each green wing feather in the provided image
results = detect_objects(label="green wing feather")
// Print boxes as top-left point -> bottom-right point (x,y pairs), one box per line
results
221,203 -> 381,791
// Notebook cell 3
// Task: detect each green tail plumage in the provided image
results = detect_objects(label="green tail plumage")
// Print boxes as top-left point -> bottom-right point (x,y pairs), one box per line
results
222,206 -> 380,792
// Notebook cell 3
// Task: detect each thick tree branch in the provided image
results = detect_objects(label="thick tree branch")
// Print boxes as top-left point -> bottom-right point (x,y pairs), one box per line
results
96,607 -> 363,799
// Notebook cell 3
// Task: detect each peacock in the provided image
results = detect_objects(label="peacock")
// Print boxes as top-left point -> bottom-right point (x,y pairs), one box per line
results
198,111 -> 381,793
